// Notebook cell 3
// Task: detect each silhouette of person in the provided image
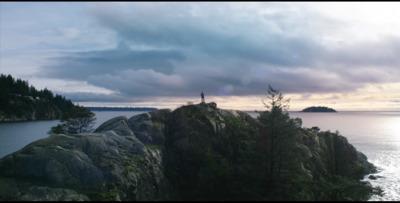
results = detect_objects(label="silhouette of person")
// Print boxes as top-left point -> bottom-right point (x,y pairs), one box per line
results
201,91 -> 205,103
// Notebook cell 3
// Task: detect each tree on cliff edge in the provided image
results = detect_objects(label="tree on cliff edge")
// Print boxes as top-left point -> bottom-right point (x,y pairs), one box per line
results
49,106 -> 96,134
259,85 -> 292,182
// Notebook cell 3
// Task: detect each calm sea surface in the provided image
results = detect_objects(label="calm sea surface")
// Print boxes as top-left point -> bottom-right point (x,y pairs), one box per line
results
0,110 -> 399,200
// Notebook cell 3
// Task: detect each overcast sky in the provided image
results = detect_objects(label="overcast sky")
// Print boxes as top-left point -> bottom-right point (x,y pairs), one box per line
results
1,2 -> 400,111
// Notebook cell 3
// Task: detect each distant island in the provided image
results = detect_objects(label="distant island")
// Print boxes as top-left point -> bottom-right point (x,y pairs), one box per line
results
301,106 -> 337,112
85,107 -> 157,111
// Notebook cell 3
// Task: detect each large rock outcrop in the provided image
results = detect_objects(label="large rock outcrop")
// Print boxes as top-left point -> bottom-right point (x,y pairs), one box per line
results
0,112 -> 169,201
299,130 -> 376,180
0,102 -> 378,201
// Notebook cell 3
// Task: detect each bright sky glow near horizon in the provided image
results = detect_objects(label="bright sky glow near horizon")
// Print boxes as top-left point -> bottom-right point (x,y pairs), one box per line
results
1,2 -> 400,111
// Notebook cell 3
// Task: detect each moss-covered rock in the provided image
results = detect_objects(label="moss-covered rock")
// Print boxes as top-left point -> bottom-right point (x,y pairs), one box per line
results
0,114 -> 168,201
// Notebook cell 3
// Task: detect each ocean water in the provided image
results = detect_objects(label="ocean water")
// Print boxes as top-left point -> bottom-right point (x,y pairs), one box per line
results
0,110 -> 399,200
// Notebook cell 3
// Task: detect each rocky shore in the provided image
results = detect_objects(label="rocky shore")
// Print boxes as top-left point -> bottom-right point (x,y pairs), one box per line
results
0,102 -> 378,200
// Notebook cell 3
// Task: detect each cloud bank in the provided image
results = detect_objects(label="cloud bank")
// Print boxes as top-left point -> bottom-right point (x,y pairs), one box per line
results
2,2 -> 400,110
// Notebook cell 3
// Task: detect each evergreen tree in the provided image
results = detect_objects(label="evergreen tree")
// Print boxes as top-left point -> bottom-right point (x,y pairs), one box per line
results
256,85 -> 312,201
259,85 -> 291,182
49,106 -> 96,134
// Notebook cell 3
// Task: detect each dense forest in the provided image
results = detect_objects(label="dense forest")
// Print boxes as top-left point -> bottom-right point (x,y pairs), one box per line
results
0,74 -> 75,121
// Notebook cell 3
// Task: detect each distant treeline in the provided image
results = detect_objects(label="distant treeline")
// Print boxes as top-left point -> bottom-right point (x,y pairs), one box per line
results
85,107 -> 157,112
0,74 -> 75,121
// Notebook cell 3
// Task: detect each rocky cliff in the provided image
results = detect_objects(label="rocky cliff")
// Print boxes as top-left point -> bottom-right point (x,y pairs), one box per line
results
0,102 -> 379,200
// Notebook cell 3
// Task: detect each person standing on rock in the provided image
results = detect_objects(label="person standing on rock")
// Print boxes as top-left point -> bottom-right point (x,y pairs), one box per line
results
201,91 -> 205,103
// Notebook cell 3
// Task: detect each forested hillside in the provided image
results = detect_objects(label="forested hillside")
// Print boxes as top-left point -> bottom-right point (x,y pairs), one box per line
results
0,74 -> 75,122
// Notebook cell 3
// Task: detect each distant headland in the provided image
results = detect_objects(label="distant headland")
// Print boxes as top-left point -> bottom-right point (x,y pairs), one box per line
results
301,106 -> 337,112
85,107 -> 157,112
0,74 -> 77,122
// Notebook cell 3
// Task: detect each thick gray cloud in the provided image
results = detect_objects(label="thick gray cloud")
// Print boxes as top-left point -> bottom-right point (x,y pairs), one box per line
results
43,41 -> 185,80
38,2 -> 400,102
87,2 -> 327,67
